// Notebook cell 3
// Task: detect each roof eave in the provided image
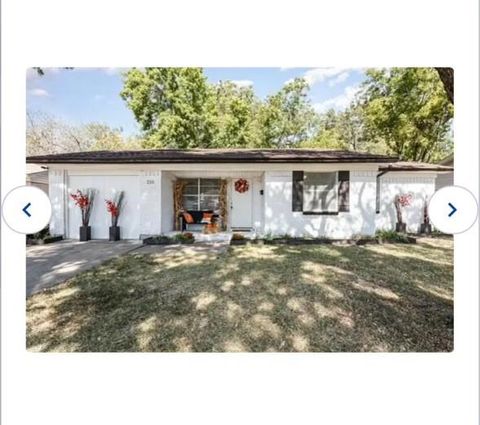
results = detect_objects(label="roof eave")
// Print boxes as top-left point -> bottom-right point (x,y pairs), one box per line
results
378,166 -> 453,172
26,158 -> 397,165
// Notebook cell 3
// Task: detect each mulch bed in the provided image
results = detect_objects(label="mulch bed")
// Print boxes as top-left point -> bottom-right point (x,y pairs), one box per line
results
26,235 -> 63,245
143,236 -> 194,245
231,236 -> 417,246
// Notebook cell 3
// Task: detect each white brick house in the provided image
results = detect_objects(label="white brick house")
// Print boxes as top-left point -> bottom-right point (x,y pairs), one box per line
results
26,149 -> 452,239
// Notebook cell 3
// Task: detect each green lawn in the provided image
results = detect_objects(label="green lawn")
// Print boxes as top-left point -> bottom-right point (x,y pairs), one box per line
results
27,237 -> 453,352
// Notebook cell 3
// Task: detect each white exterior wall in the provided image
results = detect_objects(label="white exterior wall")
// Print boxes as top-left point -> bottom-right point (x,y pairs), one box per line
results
263,170 -> 377,238
67,174 -> 142,239
138,170 -> 162,236
48,167 -> 163,239
376,173 -> 436,233
435,171 -> 453,191
161,171 -> 175,233
48,169 -> 66,236
251,176 -> 264,232
46,163 -> 439,239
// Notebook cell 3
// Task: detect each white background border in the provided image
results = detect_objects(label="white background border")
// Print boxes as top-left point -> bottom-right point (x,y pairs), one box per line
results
1,0 -> 479,424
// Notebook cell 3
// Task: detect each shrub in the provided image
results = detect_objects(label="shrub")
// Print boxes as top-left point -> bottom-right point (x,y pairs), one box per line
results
173,232 -> 195,243
27,225 -> 51,240
143,235 -> 173,245
376,230 -> 411,243
263,232 -> 274,241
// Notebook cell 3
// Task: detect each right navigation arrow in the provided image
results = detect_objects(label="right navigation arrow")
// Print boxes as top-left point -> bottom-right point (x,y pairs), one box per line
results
448,202 -> 457,217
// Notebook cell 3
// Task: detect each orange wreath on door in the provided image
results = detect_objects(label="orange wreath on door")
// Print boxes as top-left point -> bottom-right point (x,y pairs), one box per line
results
234,178 -> 249,193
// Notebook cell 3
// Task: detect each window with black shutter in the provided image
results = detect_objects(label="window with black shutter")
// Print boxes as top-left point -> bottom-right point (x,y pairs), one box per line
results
292,171 -> 350,214
292,171 -> 304,212
338,171 -> 350,212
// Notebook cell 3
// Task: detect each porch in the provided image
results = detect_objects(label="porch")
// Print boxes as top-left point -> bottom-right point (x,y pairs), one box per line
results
164,171 -> 264,235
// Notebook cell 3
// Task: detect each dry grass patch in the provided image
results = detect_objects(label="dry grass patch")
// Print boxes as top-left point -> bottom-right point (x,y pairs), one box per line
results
27,237 -> 453,352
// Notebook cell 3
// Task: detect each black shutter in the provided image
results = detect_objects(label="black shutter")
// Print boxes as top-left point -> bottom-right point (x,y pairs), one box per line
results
292,171 -> 304,211
338,171 -> 350,212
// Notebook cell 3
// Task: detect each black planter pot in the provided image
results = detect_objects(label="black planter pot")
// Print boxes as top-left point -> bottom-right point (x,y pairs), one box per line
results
79,225 -> 91,241
109,226 -> 121,241
395,223 -> 407,233
420,223 -> 432,234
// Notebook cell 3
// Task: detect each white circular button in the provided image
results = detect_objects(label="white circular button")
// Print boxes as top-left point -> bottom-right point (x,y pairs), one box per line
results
2,186 -> 52,234
428,186 -> 478,234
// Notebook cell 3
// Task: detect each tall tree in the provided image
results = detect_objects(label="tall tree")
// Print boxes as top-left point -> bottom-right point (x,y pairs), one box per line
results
336,106 -> 365,150
360,68 -> 453,162
300,109 -> 346,149
121,68 -> 212,148
257,78 -> 318,148
27,111 -> 93,155
206,81 -> 260,148
26,111 -> 139,155
87,123 -> 141,151
435,67 -> 454,104
301,107 -> 375,151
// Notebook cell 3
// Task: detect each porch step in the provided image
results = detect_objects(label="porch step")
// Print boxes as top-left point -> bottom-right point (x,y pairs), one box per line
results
192,232 -> 233,244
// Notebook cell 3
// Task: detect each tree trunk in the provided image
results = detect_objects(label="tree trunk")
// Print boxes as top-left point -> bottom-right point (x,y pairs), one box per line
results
435,68 -> 454,104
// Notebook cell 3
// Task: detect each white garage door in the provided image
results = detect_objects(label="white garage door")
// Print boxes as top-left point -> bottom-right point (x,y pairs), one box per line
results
67,175 -> 141,239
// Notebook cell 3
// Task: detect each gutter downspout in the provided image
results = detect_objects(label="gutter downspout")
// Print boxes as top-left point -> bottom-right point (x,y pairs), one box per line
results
376,170 -> 389,214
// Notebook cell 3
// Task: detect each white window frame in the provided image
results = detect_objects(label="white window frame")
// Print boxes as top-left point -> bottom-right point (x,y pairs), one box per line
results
183,178 -> 220,211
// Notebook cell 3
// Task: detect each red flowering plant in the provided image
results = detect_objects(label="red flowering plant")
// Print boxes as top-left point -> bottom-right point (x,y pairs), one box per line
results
394,193 -> 413,224
105,191 -> 124,227
70,189 -> 95,226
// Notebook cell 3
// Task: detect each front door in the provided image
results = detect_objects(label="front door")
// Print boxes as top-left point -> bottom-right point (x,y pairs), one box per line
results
231,179 -> 253,229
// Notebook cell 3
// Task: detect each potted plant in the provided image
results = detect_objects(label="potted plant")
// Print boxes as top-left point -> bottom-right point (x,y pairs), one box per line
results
420,197 -> 432,234
394,193 -> 412,233
70,189 -> 95,241
105,192 -> 124,241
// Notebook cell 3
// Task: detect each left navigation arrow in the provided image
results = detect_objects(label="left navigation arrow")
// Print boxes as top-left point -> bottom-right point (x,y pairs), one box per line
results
22,202 -> 32,217
2,186 -> 52,234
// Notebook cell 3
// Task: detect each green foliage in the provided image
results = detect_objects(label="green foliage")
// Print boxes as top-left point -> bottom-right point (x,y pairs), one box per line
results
300,109 -> 347,149
119,67 -> 453,160
143,235 -> 173,245
360,68 -> 453,162
206,81 -> 260,148
263,232 -> 274,241
121,68 -> 212,149
258,78 -> 318,147
121,70 -> 319,149
375,230 -> 412,243
173,232 -> 195,243
27,225 -> 51,240
88,124 -> 141,151
29,67 -> 456,161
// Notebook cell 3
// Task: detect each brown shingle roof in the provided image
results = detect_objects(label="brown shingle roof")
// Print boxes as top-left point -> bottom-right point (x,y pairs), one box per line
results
379,161 -> 453,172
26,149 -> 398,164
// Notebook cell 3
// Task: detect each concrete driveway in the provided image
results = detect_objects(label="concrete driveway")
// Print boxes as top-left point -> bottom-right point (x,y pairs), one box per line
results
26,240 -> 142,296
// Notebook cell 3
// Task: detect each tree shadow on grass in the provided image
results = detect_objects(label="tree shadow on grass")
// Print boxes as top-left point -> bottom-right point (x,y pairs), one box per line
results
26,239 -> 453,352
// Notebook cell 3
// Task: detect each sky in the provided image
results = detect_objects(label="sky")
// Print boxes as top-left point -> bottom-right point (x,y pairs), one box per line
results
26,67 -> 366,136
